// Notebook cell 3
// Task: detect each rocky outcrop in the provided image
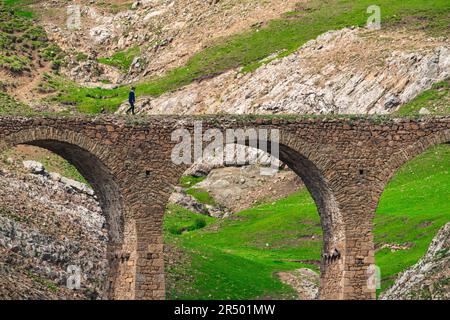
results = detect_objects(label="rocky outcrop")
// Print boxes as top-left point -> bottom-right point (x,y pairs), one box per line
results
277,268 -> 319,300
0,161 -> 107,299
122,28 -> 449,115
23,160 -> 95,196
169,186 -> 229,218
381,222 -> 450,300
184,144 -> 279,177
188,165 -> 303,213
39,0 -> 298,83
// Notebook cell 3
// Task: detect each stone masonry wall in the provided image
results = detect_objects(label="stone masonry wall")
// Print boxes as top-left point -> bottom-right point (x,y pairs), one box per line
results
0,115 -> 448,300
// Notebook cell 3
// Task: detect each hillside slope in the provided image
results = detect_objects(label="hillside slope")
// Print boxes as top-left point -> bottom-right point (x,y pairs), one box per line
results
8,0 -> 446,115
381,222 -> 449,300
0,150 -> 107,299
36,0 -> 299,83
122,28 -> 449,115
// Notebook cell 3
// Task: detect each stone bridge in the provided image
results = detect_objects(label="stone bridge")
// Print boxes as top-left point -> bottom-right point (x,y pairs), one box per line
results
0,115 -> 449,300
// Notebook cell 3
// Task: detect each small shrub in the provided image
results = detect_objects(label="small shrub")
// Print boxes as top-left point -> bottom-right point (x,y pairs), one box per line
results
75,52 -> 88,62
0,54 -> 30,72
169,217 -> 208,235
193,218 -> 207,230
22,25 -> 47,41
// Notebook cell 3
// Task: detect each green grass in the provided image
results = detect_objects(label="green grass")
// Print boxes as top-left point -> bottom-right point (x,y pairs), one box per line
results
164,144 -> 450,299
50,0 -> 450,114
0,91 -> 33,115
374,144 -> 450,293
179,175 -> 207,188
98,46 -> 141,73
165,188 -> 322,300
185,187 -> 217,206
395,78 -> 450,116
0,90 -> 70,116
178,175 -> 216,206
0,0 -> 65,73
3,0 -> 34,18
165,204 -> 214,236
26,270 -> 59,292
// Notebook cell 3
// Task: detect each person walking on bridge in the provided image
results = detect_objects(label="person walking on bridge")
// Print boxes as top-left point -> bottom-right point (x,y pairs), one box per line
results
126,87 -> 136,115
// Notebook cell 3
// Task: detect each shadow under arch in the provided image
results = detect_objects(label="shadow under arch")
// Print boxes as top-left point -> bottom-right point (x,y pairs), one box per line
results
182,131 -> 346,299
0,127 -> 125,298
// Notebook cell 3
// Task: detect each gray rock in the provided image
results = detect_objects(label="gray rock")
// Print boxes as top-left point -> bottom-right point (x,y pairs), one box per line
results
419,107 -> 431,115
60,176 -> 95,196
381,222 -> 450,300
23,161 -> 45,175
122,28 -> 449,116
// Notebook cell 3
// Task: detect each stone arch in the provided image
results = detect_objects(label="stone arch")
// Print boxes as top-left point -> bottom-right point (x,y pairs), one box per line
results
169,128 -> 345,299
0,127 -> 125,298
363,129 -> 450,299
374,129 -> 450,213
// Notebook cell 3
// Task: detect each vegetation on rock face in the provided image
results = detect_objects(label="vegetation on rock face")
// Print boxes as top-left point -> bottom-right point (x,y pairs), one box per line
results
395,78 -> 450,116
179,175 -> 207,188
164,144 -> 450,299
0,91 -> 33,114
98,46 -> 141,73
48,0 -> 450,113
185,187 -> 217,206
94,1 -> 133,14
0,0 -> 65,73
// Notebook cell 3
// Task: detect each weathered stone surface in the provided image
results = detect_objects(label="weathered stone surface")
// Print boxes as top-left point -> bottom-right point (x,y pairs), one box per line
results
0,115 -> 449,300
191,164 -> 302,212
23,160 -> 45,174
0,164 -> 107,299
381,222 -> 450,300
277,268 -> 320,300
120,28 -> 450,116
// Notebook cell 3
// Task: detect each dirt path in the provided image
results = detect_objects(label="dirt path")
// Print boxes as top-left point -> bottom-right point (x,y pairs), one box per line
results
15,64 -> 53,104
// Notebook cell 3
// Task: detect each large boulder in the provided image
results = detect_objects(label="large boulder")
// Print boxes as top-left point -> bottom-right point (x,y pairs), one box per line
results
23,161 -> 45,175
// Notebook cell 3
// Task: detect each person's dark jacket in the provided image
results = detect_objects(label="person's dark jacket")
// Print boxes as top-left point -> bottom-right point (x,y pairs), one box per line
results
129,90 -> 136,104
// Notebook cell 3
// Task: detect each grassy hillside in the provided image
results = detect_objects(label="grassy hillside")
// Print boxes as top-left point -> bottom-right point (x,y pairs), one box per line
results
0,91 -> 33,115
395,78 -> 450,116
43,0 -> 450,113
0,0 -> 64,73
97,46 -> 141,73
375,144 -> 450,292
164,143 -> 450,299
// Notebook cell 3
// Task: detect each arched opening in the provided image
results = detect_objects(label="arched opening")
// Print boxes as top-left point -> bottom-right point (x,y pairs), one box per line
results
163,138 -> 343,300
374,140 -> 449,299
0,135 -> 124,299
26,140 -> 124,245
